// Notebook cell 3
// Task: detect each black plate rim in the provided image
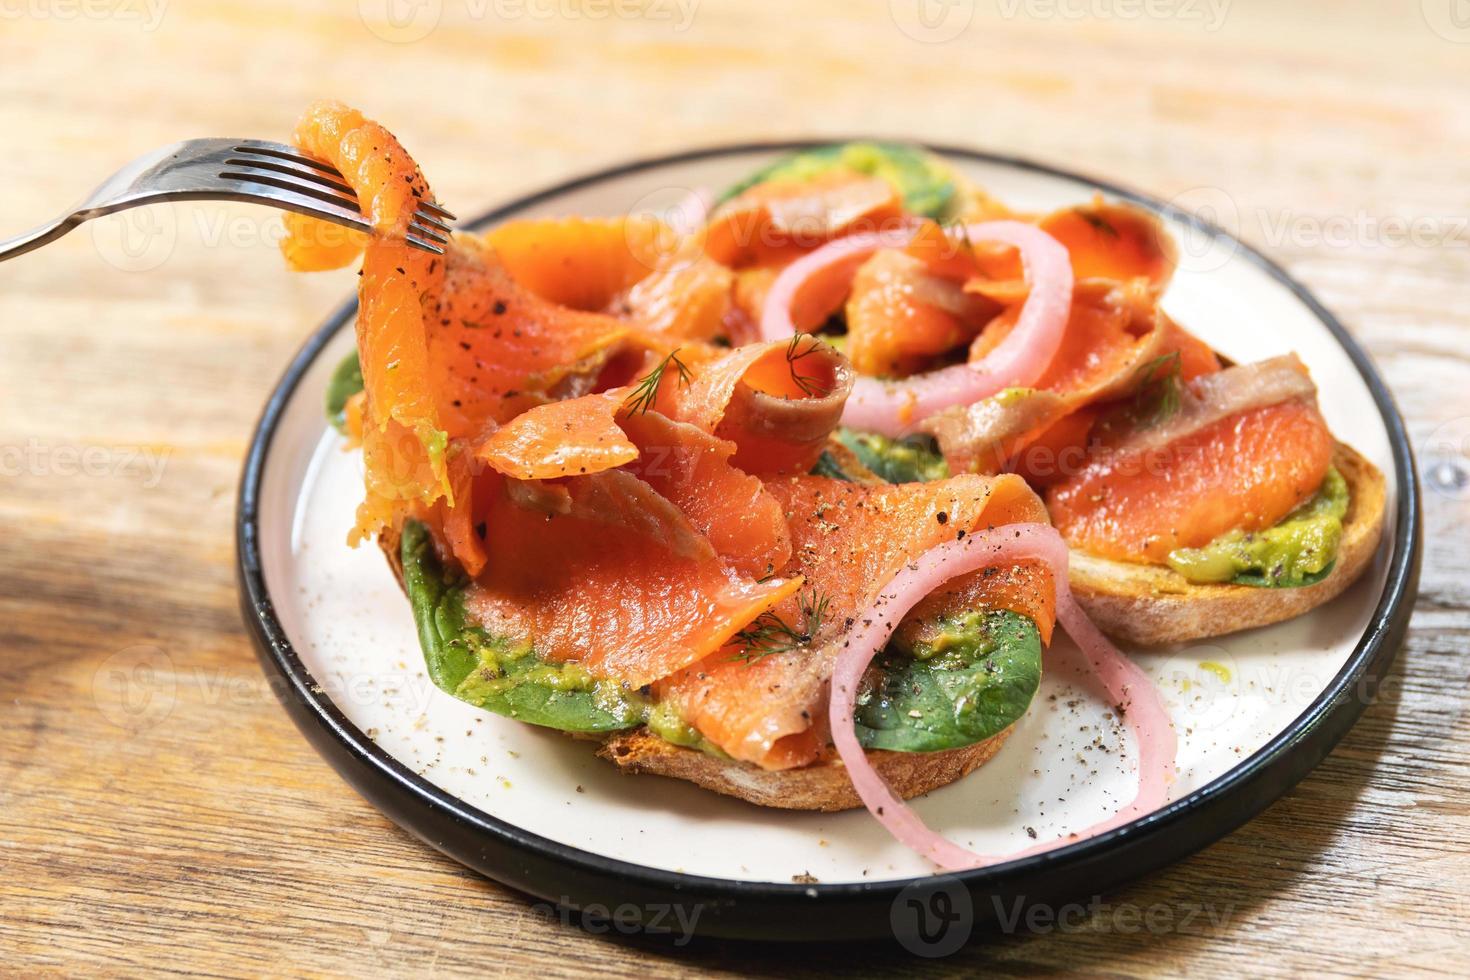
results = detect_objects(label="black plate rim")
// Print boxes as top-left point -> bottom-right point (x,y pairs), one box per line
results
236,140 -> 1421,934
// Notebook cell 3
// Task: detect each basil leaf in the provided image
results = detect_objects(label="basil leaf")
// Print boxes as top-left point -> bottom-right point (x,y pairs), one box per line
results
400,521 -> 640,733
325,350 -> 364,434
855,610 -> 1042,753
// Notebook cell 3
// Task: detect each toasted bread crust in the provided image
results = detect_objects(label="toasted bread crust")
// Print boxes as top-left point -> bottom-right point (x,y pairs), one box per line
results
596,725 -> 1015,812
1067,442 -> 1387,646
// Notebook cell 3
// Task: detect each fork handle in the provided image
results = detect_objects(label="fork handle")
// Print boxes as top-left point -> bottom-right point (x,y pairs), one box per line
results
0,213 -> 84,263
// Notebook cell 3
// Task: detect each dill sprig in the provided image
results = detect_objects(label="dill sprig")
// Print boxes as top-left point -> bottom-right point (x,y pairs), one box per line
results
622,348 -> 691,415
1130,350 -> 1183,428
731,590 -> 832,663
947,220 -> 976,259
785,334 -> 834,398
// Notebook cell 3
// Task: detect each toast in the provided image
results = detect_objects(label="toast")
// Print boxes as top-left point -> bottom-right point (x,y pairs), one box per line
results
1067,442 -> 1387,646
596,724 -> 1014,812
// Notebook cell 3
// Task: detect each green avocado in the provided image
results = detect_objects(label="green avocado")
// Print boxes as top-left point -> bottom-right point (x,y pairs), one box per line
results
401,520 -> 644,734
720,142 -> 960,220
1165,467 -> 1349,588
325,350 -> 364,435
855,610 -> 1042,753
835,428 -> 951,484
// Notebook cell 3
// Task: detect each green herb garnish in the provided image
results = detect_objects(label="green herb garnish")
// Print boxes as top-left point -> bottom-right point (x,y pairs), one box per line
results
622,348 -> 692,416
731,590 -> 831,663
785,334 -> 834,398
1130,350 -> 1184,429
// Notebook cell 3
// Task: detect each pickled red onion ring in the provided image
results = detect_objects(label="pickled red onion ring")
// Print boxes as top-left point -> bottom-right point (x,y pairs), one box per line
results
760,222 -> 1074,436
758,227 -> 922,341
828,523 -> 1176,872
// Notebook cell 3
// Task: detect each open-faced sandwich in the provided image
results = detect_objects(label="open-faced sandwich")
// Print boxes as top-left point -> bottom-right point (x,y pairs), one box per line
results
285,102 -> 1380,869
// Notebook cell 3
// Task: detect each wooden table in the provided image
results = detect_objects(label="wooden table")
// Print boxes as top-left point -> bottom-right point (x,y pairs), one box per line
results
2,1 -> 1466,974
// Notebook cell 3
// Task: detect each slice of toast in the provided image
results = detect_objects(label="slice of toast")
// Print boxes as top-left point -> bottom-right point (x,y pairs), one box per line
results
1067,442 -> 1387,647
596,725 -> 1015,812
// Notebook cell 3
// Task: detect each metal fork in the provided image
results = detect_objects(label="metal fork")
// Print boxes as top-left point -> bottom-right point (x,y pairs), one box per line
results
0,138 -> 456,263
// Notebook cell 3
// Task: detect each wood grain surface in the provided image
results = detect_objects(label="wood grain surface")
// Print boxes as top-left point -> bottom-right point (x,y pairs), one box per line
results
2,1 -> 1467,975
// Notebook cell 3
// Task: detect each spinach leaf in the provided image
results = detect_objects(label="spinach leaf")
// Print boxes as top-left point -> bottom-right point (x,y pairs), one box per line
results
719,142 -> 959,220
855,610 -> 1042,753
809,449 -> 855,481
836,428 -> 950,484
400,521 -> 641,733
325,350 -> 364,434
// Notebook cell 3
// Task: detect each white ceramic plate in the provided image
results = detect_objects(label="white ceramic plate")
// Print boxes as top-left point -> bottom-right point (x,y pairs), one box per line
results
239,144 -> 1419,942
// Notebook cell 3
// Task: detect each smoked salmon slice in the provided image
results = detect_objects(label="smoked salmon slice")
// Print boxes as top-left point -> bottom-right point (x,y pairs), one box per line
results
1047,398 -> 1334,563
477,391 -> 638,480
485,216 -> 669,311
920,281 -> 1220,479
474,384 -> 794,579
463,471 -> 800,688
673,338 -> 853,475
426,237 -> 633,438
845,248 -> 997,377
618,410 -> 793,580
281,100 -> 451,540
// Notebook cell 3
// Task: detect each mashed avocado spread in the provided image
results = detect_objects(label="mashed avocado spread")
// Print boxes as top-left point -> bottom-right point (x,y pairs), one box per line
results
1166,467 -> 1349,588
720,142 -> 960,220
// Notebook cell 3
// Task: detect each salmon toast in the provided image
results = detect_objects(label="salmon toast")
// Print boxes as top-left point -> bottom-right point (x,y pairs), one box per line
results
287,108 -> 1375,868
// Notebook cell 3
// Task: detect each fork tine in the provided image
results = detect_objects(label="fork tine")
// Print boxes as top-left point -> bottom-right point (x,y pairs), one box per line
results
233,140 -> 456,223
220,168 -> 363,213
226,173 -> 446,254
407,221 -> 450,246
405,234 -> 448,256
412,209 -> 453,234
259,189 -> 445,255
252,186 -> 371,232
232,143 -> 345,180
417,199 -> 457,221
223,157 -> 358,200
